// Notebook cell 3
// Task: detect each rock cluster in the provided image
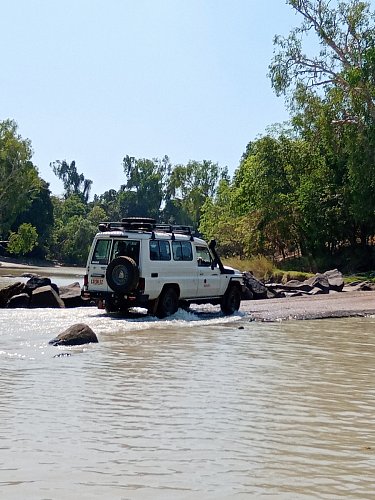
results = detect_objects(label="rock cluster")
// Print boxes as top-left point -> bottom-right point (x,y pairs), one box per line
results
0,275 -> 88,309
242,268 -> 375,300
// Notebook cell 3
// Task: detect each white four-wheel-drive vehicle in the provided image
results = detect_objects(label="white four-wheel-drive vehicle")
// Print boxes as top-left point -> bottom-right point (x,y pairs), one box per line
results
82,217 -> 244,318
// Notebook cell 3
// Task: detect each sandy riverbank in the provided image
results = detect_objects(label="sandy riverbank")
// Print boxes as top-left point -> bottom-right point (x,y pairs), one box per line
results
240,290 -> 375,321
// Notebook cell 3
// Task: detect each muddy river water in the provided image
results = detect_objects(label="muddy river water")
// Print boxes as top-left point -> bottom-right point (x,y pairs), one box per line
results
0,268 -> 375,499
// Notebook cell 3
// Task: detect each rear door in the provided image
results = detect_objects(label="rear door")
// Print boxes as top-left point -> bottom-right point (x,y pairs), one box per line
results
88,238 -> 112,293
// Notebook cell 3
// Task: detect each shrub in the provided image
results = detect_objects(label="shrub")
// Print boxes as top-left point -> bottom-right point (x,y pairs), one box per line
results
7,223 -> 38,256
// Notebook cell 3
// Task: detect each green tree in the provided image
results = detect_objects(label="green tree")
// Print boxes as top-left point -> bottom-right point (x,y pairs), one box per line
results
53,216 -> 95,265
0,120 -> 42,237
50,194 -> 91,264
7,223 -> 38,256
51,160 -> 93,202
165,160 -> 228,228
267,0 -> 375,265
12,180 -> 54,258
269,0 -> 375,121
200,179 -> 258,257
121,155 -> 171,219
93,189 -> 120,220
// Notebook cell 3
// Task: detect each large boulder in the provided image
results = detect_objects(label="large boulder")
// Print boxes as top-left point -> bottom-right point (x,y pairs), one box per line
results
30,285 -> 65,308
242,272 -> 268,299
0,282 -> 26,307
25,276 -> 59,296
303,273 -> 330,293
59,282 -> 87,308
270,274 -> 330,294
49,323 -> 98,346
324,269 -> 344,292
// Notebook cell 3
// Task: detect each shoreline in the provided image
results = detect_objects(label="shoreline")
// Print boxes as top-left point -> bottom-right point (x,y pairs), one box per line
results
0,256 -> 58,269
2,258 -> 375,322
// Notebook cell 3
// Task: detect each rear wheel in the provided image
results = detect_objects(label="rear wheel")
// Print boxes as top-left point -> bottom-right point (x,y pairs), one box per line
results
220,285 -> 241,315
105,296 -> 129,314
105,296 -> 119,313
156,287 -> 179,318
147,299 -> 158,317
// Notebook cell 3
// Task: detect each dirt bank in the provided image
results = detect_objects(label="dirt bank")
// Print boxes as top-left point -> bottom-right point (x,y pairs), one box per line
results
240,290 -> 375,321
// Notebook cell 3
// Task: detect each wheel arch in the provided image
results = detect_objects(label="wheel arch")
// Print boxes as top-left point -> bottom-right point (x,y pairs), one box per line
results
159,283 -> 181,298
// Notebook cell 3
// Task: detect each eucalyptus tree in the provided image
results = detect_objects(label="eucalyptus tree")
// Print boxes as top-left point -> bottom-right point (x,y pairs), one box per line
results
269,0 -> 375,122
51,160 -> 93,203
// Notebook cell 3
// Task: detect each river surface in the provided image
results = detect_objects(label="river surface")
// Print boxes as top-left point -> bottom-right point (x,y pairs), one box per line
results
1,268 -> 375,499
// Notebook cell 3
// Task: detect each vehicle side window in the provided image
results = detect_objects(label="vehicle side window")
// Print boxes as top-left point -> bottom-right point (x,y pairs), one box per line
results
181,241 -> 193,260
196,246 -> 212,267
149,240 -> 171,261
112,240 -> 140,264
91,239 -> 111,264
172,241 -> 193,261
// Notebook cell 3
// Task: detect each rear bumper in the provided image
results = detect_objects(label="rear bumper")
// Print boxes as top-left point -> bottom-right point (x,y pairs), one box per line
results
82,289 -> 149,306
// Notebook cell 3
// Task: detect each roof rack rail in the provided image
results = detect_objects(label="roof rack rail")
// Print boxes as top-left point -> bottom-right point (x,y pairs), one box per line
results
154,224 -> 194,236
98,219 -> 194,237
98,220 -> 156,232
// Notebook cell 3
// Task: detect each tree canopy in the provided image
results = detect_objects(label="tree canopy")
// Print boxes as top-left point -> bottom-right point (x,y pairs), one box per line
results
269,0 -> 375,121
0,120 -> 42,238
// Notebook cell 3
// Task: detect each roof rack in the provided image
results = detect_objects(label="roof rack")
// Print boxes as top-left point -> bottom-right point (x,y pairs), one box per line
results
98,218 -> 194,238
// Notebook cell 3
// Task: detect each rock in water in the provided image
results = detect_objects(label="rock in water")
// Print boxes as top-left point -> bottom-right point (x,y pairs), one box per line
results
7,293 -> 30,308
59,282 -> 86,307
0,282 -> 26,307
30,285 -> 65,308
49,323 -> 98,346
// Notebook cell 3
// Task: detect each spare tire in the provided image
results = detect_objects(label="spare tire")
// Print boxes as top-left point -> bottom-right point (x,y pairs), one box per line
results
106,257 -> 139,294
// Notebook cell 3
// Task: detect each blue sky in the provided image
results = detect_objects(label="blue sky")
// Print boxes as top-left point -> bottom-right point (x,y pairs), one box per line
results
2,1 -> 300,196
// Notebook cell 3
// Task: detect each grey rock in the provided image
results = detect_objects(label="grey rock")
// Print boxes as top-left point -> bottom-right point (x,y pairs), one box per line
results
242,272 -> 268,299
304,273 -> 330,293
7,293 -> 30,308
59,282 -> 86,308
324,269 -> 344,292
49,323 -> 98,346
30,285 -> 65,308
0,282 -> 26,307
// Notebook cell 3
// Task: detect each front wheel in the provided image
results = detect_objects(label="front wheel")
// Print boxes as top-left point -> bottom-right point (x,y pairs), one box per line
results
156,287 -> 179,318
221,285 -> 241,315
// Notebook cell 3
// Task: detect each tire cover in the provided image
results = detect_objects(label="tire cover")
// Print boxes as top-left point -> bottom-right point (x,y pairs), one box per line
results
106,256 -> 139,293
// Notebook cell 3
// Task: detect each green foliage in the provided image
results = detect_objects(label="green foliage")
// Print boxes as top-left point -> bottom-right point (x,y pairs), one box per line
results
0,120 -> 42,238
7,223 -> 38,256
51,215 -> 97,265
92,189 -> 120,221
12,180 -> 54,257
121,155 -> 171,219
165,160 -> 228,229
269,0 -> 375,120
